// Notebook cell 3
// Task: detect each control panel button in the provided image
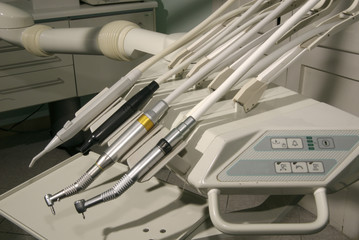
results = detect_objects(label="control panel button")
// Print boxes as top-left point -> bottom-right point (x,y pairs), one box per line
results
291,162 -> 308,173
287,138 -> 303,149
275,162 -> 292,173
307,162 -> 324,173
318,138 -> 335,149
271,138 -> 287,149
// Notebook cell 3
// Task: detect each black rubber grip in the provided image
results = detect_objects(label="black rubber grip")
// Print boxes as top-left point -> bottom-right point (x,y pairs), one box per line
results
80,81 -> 159,154
157,138 -> 172,154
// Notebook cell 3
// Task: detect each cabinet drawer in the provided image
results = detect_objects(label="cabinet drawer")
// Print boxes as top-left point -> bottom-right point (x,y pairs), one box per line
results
0,20 -> 73,77
0,66 -> 76,112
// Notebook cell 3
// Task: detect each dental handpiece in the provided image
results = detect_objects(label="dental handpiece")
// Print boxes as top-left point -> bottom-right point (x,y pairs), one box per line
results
30,70 -> 141,167
80,81 -> 159,155
74,116 -> 196,216
44,100 -> 168,215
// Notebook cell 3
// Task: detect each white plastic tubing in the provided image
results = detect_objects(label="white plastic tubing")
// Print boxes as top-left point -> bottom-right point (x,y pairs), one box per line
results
22,23 -> 180,59
238,22 -> 337,84
136,0 -> 237,73
164,0 -> 292,106
190,0 -> 322,121
155,0 -> 266,87
38,27 -> 103,55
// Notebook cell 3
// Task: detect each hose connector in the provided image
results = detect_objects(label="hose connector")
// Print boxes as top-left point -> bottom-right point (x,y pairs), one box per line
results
21,24 -> 52,57
144,100 -> 169,123
98,20 -> 140,61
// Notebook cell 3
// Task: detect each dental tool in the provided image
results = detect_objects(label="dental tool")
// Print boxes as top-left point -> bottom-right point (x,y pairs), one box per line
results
73,0 -> 317,216
74,116 -> 197,216
80,81 -> 159,155
29,0 -> 237,167
43,0 -> 267,214
29,69 -> 142,167
44,100 -> 168,215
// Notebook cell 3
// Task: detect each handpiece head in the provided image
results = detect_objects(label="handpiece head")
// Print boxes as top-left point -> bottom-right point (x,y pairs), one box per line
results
44,194 -> 56,215
74,199 -> 87,214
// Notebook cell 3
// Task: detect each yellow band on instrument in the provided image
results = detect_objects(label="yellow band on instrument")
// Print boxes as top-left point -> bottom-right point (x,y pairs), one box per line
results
96,163 -> 103,170
137,114 -> 154,131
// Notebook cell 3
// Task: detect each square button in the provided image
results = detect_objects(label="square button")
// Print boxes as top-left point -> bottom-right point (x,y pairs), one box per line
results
287,138 -> 303,149
318,138 -> 335,149
291,162 -> 308,173
275,162 -> 292,173
307,162 -> 324,173
271,138 -> 287,149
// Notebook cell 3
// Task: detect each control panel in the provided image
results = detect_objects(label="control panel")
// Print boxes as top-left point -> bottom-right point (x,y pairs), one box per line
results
218,130 -> 359,183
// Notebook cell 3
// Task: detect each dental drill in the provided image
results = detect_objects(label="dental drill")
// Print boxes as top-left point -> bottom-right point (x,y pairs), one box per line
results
44,100 -> 168,215
74,116 -> 196,218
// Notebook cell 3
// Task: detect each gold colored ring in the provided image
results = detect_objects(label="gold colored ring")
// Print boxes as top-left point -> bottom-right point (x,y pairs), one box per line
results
137,114 -> 154,131
96,162 -> 103,170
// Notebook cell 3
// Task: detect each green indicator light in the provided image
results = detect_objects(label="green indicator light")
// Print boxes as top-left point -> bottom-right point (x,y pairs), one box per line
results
307,140 -> 313,143
306,136 -> 313,139
308,144 -> 314,147
309,147 -> 315,150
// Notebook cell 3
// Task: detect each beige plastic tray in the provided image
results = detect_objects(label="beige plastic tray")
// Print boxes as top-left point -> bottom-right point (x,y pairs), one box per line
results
0,152 -> 207,240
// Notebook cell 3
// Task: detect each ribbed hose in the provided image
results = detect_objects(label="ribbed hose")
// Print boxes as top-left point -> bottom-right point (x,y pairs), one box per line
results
101,174 -> 134,202
63,172 -> 94,197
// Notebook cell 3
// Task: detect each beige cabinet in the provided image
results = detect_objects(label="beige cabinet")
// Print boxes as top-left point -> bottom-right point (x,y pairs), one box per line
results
0,20 -> 75,112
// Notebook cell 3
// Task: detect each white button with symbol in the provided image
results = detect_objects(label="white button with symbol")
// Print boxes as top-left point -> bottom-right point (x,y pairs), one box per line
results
307,162 -> 324,173
318,138 -> 335,149
287,138 -> 303,149
271,138 -> 287,149
291,162 -> 308,173
275,162 -> 292,173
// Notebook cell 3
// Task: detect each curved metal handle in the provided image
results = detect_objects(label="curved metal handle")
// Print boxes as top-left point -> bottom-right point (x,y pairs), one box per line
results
207,188 -> 329,235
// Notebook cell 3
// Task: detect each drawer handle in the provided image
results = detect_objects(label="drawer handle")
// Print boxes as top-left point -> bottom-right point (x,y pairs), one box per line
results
0,56 -> 62,71
0,78 -> 64,94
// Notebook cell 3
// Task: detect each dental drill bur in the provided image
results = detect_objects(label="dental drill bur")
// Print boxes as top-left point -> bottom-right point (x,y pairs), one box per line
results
44,100 -> 168,214
74,116 -> 196,217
